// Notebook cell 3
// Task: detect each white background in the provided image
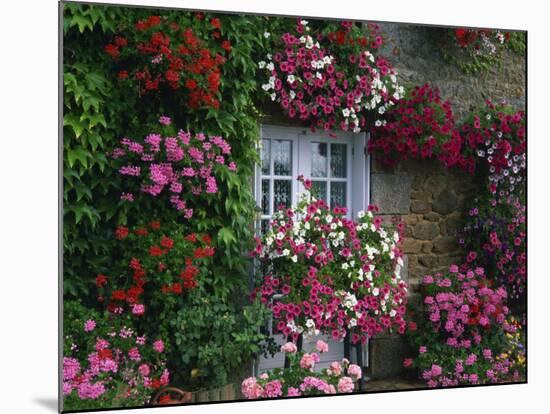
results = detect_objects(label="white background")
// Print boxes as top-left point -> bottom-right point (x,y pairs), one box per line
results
0,0 -> 547,413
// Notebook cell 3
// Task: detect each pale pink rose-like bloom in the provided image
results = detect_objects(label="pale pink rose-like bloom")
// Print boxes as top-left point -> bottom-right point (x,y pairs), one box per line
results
264,380 -> 283,398
347,364 -> 362,381
132,304 -> 145,316
281,342 -> 298,354
128,347 -> 141,362
259,373 -> 269,380
329,361 -> 342,376
84,319 -> 96,332
138,364 -> 150,377
337,376 -> 354,393
160,368 -> 170,386
315,340 -> 329,353
241,377 -> 264,399
287,387 -> 301,397
300,353 -> 316,370
153,340 -> 165,353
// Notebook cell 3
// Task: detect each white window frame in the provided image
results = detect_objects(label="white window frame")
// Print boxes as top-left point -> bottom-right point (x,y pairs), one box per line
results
254,124 -> 370,224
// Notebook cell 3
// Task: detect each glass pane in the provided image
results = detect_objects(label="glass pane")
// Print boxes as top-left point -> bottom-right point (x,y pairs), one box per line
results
261,139 -> 270,175
330,144 -> 347,178
311,181 -> 327,202
261,219 -> 270,235
273,180 -> 292,211
273,140 -> 292,176
311,142 -> 328,177
330,182 -> 347,207
261,179 -> 270,215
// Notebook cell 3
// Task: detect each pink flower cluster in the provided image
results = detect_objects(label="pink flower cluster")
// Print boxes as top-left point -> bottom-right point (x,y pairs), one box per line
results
407,265 -> 525,387
241,342 -> 361,399
63,321 -> 170,403
421,265 -> 510,348
111,117 -> 238,217
260,19 -> 402,133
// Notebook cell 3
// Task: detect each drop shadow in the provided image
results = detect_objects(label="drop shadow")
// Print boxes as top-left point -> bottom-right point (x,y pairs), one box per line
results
34,397 -> 58,412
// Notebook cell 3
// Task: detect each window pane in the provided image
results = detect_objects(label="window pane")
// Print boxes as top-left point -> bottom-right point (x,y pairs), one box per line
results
261,219 -> 270,235
311,181 -> 327,202
273,140 -> 292,176
330,144 -> 347,178
273,180 -> 292,211
261,179 -> 270,215
261,139 -> 271,175
330,181 -> 347,207
311,142 -> 328,177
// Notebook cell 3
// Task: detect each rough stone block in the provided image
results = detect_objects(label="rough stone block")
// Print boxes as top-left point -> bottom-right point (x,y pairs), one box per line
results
418,254 -> 437,268
441,215 -> 463,236
412,222 -> 439,240
433,236 -> 459,253
371,174 -> 412,214
423,212 -> 441,222
410,200 -> 430,214
402,239 -> 422,254
421,242 -> 433,253
433,188 -> 458,215
369,334 -> 408,380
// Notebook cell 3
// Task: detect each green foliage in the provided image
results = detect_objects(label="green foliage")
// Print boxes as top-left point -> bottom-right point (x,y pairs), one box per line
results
63,2 -> 276,393
430,27 -> 525,75
507,32 -> 527,55
171,287 -> 275,390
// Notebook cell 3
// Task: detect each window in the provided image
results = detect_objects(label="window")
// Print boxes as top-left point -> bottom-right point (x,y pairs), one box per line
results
255,125 -> 370,234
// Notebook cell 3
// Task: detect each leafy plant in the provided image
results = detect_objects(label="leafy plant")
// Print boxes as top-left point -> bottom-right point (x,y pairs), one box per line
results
171,287 -> 275,390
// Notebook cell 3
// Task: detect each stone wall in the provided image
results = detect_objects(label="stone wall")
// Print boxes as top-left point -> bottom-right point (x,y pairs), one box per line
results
367,23 -> 525,380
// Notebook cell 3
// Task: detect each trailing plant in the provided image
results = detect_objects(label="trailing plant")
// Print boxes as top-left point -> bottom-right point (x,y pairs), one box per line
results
460,100 -> 526,197
369,83 -> 475,172
63,301 -> 170,411
461,191 -> 526,307
432,27 -> 524,74
253,177 -> 408,345
241,340 -> 362,398
259,18 -> 403,133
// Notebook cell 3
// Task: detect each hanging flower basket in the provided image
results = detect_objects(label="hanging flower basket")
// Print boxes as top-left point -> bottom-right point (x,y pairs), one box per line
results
259,19 -> 404,133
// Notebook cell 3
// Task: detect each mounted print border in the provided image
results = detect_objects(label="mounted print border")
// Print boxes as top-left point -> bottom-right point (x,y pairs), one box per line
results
60,1 -> 527,412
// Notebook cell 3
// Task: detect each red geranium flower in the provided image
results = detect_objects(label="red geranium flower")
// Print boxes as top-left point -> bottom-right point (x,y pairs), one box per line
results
112,289 -> 126,301
104,44 -> 119,58
210,18 -> 221,30
96,274 -> 108,288
149,246 -> 164,257
160,236 -> 174,249
115,226 -> 129,240
221,40 -> 232,52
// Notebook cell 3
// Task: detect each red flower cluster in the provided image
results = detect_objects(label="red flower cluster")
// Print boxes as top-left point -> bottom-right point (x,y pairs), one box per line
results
369,83 -> 476,173
454,28 -> 510,49
97,220 -> 215,315
105,14 -> 231,110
